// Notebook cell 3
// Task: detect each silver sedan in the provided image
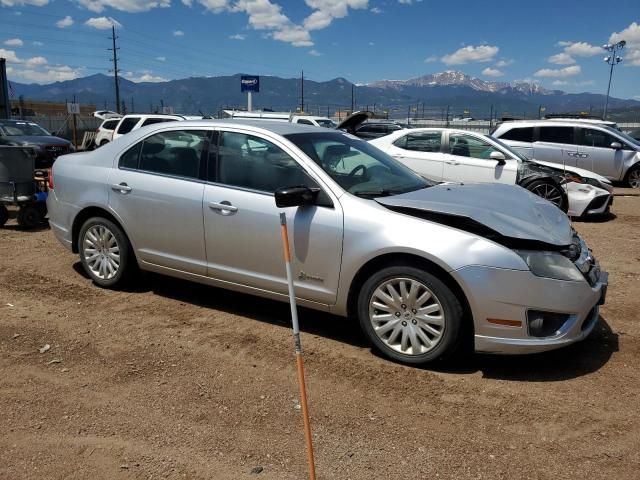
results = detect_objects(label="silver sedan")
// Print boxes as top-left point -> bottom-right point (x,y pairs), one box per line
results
47,120 -> 608,365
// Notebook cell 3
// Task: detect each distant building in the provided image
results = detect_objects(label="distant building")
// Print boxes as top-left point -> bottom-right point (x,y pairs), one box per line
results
10,99 -> 96,117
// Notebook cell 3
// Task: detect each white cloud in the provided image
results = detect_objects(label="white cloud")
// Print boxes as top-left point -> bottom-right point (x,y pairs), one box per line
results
424,55 -> 438,63
74,0 -> 170,13
181,0 -> 193,5
229,34 -> 246,40
0,48 -> 49,67
32,41 -> 43,46
495,59 -> 513,67
308,49 -> 322,56
370,6 -> 381,13
7,64 -> 82,84
610,22 -> 640,67
303,0 -> 368,31
534,65 -> 581,78
4,38 -> 23,47
548,52 -> 576,65
25,56 -> 47,66
441,45 -> 499,65
272,26 -> 313,47
482,67 -> 503,77
398,0 -> 413,3
173,30 -> 185,36
124,71 -> 168,82
562,41 -> 602,57
155,56 -> 166,61
56,15 -> 74,28
0,0 -> 48,6
0,48 -> 21,63
85,17 -> 122,29
552,80 -> 568,86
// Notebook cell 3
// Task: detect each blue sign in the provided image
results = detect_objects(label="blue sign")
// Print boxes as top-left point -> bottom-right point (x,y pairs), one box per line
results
241,75 -> 260,93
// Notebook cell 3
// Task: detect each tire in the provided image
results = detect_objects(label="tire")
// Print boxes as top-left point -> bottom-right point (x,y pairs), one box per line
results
525,179 -> 568,213
0,205 -> 8,227
625,165 -> 640,189
17,205 -> 42,229
78,217 -> 134,288
357,265 -> 464,365
100,140 -> 109,147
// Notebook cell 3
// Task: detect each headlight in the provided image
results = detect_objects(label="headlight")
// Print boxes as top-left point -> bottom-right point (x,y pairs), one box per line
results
514,250 -> 584,282
584,177 -> 613,192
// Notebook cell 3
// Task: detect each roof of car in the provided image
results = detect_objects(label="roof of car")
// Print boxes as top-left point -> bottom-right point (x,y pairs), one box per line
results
134,118 -> 328,137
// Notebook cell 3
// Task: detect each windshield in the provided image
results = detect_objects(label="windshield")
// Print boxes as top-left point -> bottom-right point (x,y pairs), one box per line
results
285,131 -> 430,197
605,126 -> 640,147
0,121 -> 50,136
315,119 -> 338,128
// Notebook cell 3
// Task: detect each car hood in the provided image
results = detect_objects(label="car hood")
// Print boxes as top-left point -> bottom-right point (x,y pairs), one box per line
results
376,183 -> 572,247
336,111 -> 373,133
6,135 -> 71,146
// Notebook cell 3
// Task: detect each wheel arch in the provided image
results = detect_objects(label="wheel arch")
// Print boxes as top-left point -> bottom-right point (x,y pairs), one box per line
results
71,206 -> 130,254
345,252 -> 474,337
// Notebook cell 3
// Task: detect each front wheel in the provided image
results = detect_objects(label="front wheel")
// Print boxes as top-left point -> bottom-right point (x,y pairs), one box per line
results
78,217 -> 134,288
0,205 -> 8,226
357,266 -> 464,365
525,179 -> 568,212
625,165 -> 640,189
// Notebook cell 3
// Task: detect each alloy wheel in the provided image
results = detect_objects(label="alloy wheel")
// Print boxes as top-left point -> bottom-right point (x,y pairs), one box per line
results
628,169 -> 640,189
530,183 -> 563,208
83,225 -> 120,280
368,278 -> 445,355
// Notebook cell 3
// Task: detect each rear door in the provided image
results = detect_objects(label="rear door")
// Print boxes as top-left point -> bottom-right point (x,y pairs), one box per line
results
108,128 -> 209,274
384,130 -> 445,181
202,129 -> 343,305
577,127 -> 631,180
533,126 -> 578,167
442,132 -> 518,184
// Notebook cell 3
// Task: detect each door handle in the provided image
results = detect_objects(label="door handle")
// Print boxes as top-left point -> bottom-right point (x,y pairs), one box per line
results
579,153 -> 589,158
209,201 -> 238,214
393,154 -> 406,159
445,160 -> 459,165
111,182 -> 132,193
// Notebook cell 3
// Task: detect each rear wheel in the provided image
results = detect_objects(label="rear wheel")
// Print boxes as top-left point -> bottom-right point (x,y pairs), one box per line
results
17,205 -> 42,229
357,265 -> 464,365
525,179 -> 568,212
0,205 -> 8,226
78,217 -> 134,288
625,165 -> 640,189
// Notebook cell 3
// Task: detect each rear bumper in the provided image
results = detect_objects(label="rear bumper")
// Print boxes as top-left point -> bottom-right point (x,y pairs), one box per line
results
46,189 -> 74,251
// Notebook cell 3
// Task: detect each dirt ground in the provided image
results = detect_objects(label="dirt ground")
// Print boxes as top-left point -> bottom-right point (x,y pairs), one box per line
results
1,189 -> 639,480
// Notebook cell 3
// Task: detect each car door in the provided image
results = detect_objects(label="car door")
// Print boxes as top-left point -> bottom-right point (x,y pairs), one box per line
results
202,129 -> 343,305
442,132 -> 518,184
533,126 -> 578,167
107,128 -> 209,274
577,127 -> 632,180
384,130 -> 445,181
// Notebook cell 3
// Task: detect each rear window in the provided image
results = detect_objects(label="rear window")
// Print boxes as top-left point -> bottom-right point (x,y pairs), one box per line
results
102,119 -> 119,130
116,117 -> 140,135
499,127 -> 534,143
539,126 -> 574,144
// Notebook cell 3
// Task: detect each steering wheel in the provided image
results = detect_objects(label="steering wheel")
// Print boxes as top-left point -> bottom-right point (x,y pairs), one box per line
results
348,164 -> 367,177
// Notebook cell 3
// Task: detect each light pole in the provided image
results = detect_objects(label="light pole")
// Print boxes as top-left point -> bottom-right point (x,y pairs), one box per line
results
602,40 -> 625,120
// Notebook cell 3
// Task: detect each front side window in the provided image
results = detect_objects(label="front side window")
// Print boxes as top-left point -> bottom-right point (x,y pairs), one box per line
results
394,131 -> 442,153
539,126 -> 574,144
285,131 -> 428,197
580,128 -> 616,149
214,132 -> 316,193
116,117 -> 140,135
448,134 -> 499,159
119,130 -> 207,179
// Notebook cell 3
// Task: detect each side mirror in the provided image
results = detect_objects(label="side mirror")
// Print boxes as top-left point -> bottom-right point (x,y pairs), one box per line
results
610,141 -> 622,150
489,150 -> 507,165
275,185 -> 319,208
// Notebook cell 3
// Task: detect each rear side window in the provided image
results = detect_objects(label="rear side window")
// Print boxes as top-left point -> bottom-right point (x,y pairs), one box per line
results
141,117 -> 177,127
297,119 -> 314,125
102,119 -> 119,130
116,117 -> 140,135
539,126 -> 573,144
394,131 -> 442,152
500,127 -> 534,142
119,143 -> 142,169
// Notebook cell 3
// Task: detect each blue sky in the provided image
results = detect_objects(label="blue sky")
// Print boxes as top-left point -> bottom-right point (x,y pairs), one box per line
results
1,0 -> 639,99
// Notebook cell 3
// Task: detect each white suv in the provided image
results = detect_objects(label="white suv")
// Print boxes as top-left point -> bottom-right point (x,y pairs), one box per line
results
493,120 -> 640,188
112,114 -> 188,142
94,118 -> 121,147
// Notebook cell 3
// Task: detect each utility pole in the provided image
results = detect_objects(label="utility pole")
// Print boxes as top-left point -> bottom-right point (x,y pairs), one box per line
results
108,25 -> 121,114
130,97 -> 134,114
603,40 -> 625,120
489,104 -> 494,131
300,70 -> 304,113
351,84 -> 355,113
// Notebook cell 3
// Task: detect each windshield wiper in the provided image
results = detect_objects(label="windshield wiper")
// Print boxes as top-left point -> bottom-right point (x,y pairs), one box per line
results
353,189 -> 399,198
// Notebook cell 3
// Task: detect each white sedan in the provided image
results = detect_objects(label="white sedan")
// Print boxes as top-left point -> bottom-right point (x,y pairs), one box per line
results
370,128 -> 613,217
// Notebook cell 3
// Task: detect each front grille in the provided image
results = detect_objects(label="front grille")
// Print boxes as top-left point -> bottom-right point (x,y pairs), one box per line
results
44,145 -> 69,157
585,194 -> 611,212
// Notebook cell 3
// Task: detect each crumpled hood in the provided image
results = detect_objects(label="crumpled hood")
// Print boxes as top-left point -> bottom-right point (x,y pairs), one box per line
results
376,183 -> 573,246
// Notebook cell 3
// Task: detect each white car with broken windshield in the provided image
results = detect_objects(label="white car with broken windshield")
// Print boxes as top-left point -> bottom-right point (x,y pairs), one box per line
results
48,120 -> 608,365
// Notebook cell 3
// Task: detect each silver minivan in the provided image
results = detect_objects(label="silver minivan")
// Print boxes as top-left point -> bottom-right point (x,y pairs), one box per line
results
47,120 -> 607,365
493,120 -> 640,188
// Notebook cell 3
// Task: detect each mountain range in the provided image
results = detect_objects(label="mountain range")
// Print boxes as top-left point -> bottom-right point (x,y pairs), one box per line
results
9,71 -> 640,119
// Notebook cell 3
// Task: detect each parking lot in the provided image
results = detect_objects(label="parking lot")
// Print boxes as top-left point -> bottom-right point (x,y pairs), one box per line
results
0,188 -> 638,479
